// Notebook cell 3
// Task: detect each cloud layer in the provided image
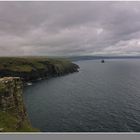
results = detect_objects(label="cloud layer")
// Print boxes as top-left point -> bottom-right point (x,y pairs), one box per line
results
0,1 -> 140,56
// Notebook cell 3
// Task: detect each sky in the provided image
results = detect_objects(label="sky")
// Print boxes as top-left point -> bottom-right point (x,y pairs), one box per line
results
0,1 -> 140,56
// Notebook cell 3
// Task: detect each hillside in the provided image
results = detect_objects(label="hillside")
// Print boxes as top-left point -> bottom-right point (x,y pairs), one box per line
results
0,57 -> 79,132
0,57 -> 79,82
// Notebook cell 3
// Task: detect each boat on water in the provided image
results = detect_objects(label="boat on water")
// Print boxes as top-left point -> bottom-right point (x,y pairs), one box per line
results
101,59 -> 105,63
26,82 -> 33,86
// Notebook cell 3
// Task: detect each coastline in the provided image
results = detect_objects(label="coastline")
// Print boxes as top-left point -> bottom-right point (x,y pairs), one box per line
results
0,57 -> 80,83
0,57 -> 79,132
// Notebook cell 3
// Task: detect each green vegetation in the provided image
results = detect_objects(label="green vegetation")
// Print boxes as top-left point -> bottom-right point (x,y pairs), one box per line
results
0,57 -> 48,72
0,111 -> 38,132
0,77 -> 39,132
0,84 -> 6,93
0,57 -> 79,132
0,57 -> 74,72
0,57 -> 79,81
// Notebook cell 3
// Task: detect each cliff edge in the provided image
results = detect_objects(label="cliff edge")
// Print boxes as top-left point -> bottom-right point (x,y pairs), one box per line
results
0,77 -> 38,132
0,57 -> 79,82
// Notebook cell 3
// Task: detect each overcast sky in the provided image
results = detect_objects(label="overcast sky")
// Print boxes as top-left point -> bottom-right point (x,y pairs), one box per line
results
0,1 -> 140,56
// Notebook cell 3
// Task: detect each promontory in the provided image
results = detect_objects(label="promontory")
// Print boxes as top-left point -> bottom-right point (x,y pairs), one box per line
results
0,57 -> 79,132
0,57 -> 79,82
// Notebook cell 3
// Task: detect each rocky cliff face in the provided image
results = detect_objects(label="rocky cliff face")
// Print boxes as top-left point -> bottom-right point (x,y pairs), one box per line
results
0,77 -> 37,132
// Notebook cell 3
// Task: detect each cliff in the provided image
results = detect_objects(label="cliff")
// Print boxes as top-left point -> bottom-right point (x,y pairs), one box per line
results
0,77 -> 38,132
0,57 -> 79,82
0,57 -> 79,132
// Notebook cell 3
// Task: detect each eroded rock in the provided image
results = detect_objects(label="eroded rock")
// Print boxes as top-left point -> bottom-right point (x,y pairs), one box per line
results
0,77 -> 38,132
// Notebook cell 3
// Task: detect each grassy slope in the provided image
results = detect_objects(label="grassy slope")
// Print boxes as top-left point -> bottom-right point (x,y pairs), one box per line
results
0,111 -> 38,132
0,57 -> 77,72
0,57 -> 79,82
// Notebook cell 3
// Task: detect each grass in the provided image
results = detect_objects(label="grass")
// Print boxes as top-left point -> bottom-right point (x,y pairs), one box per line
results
0,57 -> 46,72
0,56 -> 74,73
0,111 -> 38,132
0,84 -> 5,93
0,111 -> 18,132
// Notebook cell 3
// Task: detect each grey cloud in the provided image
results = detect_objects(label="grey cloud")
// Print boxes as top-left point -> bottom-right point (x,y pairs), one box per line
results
0,1 -> 140,56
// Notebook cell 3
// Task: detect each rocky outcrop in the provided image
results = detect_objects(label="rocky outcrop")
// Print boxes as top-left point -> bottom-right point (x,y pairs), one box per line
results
0,77 -> 38,132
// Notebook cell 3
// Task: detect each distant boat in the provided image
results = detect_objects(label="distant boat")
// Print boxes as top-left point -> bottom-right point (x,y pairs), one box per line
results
26,82 -> 33,86
101,60 -> 105,63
